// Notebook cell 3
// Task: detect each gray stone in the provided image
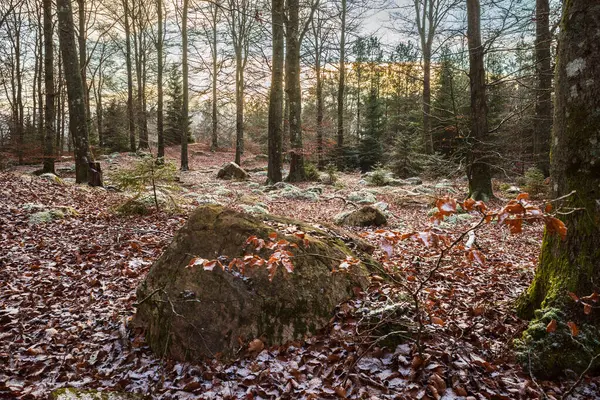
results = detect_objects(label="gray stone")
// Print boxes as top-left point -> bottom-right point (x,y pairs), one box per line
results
134,205 -> 372,361
50,388 -> 141,400
216,162 -> 249,180
347,191 -> 377,204
373,201 -> 389,212
334,205 -> 387,227
39,173 -> 63,184
406,177 -> 422,185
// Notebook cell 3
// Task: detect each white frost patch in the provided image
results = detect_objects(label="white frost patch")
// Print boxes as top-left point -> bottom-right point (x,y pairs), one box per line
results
555,136 -> 559,146
566,58 -> 586,77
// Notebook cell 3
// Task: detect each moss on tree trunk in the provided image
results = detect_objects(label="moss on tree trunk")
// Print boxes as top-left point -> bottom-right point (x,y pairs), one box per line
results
515,0 -> 600,378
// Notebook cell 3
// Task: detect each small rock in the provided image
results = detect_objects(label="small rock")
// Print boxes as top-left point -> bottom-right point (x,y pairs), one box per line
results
347,191 -> 377,204
240,204 -> 269,214
39,173 -> 63,184
51,388 -> 142,400
406,177 -> 422,185
334,205 -> 387,227
373,201 -> 389,212
217,162 -> 249,180
506,185 -> 520,194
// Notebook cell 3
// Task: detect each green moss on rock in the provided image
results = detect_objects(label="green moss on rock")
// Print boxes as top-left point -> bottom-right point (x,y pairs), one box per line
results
133,205 -> 378,362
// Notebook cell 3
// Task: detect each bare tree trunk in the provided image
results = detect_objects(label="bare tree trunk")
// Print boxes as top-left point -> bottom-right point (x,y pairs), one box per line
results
181,0 -> 189,170
336,0 -> 345,169
210,2 -> 218,152
466,0 -> 493,200
156,0 -> 164,158
234,53 -> 244,165
57,0 -> 93,184
267,0 -> 284,183
315,54 -> 324,169
516,0 -> 600,378
285,0 -> 306,182
124,0 -> 136,151
422,48 -> 432,153
533,0 -> 552,175
42,0 -> 55,173
77,0 -> 89,128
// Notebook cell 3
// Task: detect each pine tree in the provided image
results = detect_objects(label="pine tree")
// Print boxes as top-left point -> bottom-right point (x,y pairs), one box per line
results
358,87 -> 384,172
164,65 -> 190,145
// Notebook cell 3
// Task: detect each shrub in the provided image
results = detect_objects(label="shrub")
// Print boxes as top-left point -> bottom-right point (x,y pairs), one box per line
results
111,157 -> 180,212
523,167 -> 547,198
304,162 -> 321,182
366,165 -> 390,187
324,163 -> 338,185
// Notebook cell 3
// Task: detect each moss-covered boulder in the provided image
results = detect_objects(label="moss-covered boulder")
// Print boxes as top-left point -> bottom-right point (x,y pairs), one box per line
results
50,388 -> 142,400
216,162 -> 248,180
334,205 -> 387,227
134,205 -> 374,362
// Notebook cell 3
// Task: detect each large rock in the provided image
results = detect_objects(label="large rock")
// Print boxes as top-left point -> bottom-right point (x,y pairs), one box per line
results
334,205 -> 387,227
216,162 -> 248,180
50,388 -> 141,400
134,205 -> 373,361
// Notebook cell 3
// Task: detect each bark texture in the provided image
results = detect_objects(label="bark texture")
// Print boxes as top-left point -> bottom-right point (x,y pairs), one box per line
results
57,0 -> 91,184
180,0 -> 189,171
466,0 -> 493,201
284,0 -> 306,182
516,0 -> 600,378
267,0 -> 284,183
336,0 -> 346,169
533,0 -> 552,175
42,0 -> 55,173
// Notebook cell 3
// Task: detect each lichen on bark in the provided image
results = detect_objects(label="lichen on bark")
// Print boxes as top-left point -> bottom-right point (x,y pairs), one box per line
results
515,0 -> 600,378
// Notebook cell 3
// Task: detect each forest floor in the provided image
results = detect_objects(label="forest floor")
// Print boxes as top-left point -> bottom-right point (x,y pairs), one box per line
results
1,144 -> 599,399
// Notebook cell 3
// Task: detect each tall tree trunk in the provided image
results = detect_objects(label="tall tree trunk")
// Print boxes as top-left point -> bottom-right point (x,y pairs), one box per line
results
422,46 -> 432,153
77,0 -> 88,127
234,52 -> 244,165
95,77 -> 103,147
210,3 -> 218,152
533,0 -> 552,175
124,0 -> 135,151
285,0 -> 306,182
267,0 -> 284,183
315,53 -> 324,169
516,0 -> 600,378
336,0 -> 345,169
57,0 -> 92,183
156,0 -> 165,158
42,0 -> 55,173
135,6 -> 149,150
466,0 -> 493,200
180,0 -> 189,171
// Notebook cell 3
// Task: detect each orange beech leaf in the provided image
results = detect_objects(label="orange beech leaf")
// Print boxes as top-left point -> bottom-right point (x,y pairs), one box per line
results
581,292 -> 599,303
545,217 -> 567,240
568,292 -> 580,302
203,260 -> 218,271
463,198 -> 476,211
294,231 -> 305,239
186,257 -> 206,268
407,275 -> 417,282
436,197 -> 457,216
248,338 -> 264,353
431,316 -> 445,326
504,202 -> 526,214
546,319 -> 557,333
516,193 -> 529,201
584,303 -> 592,315
268,232 -> 277,240
544,203 -> 553,213
567,321 -> 579,336
504,218 -> 523,234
